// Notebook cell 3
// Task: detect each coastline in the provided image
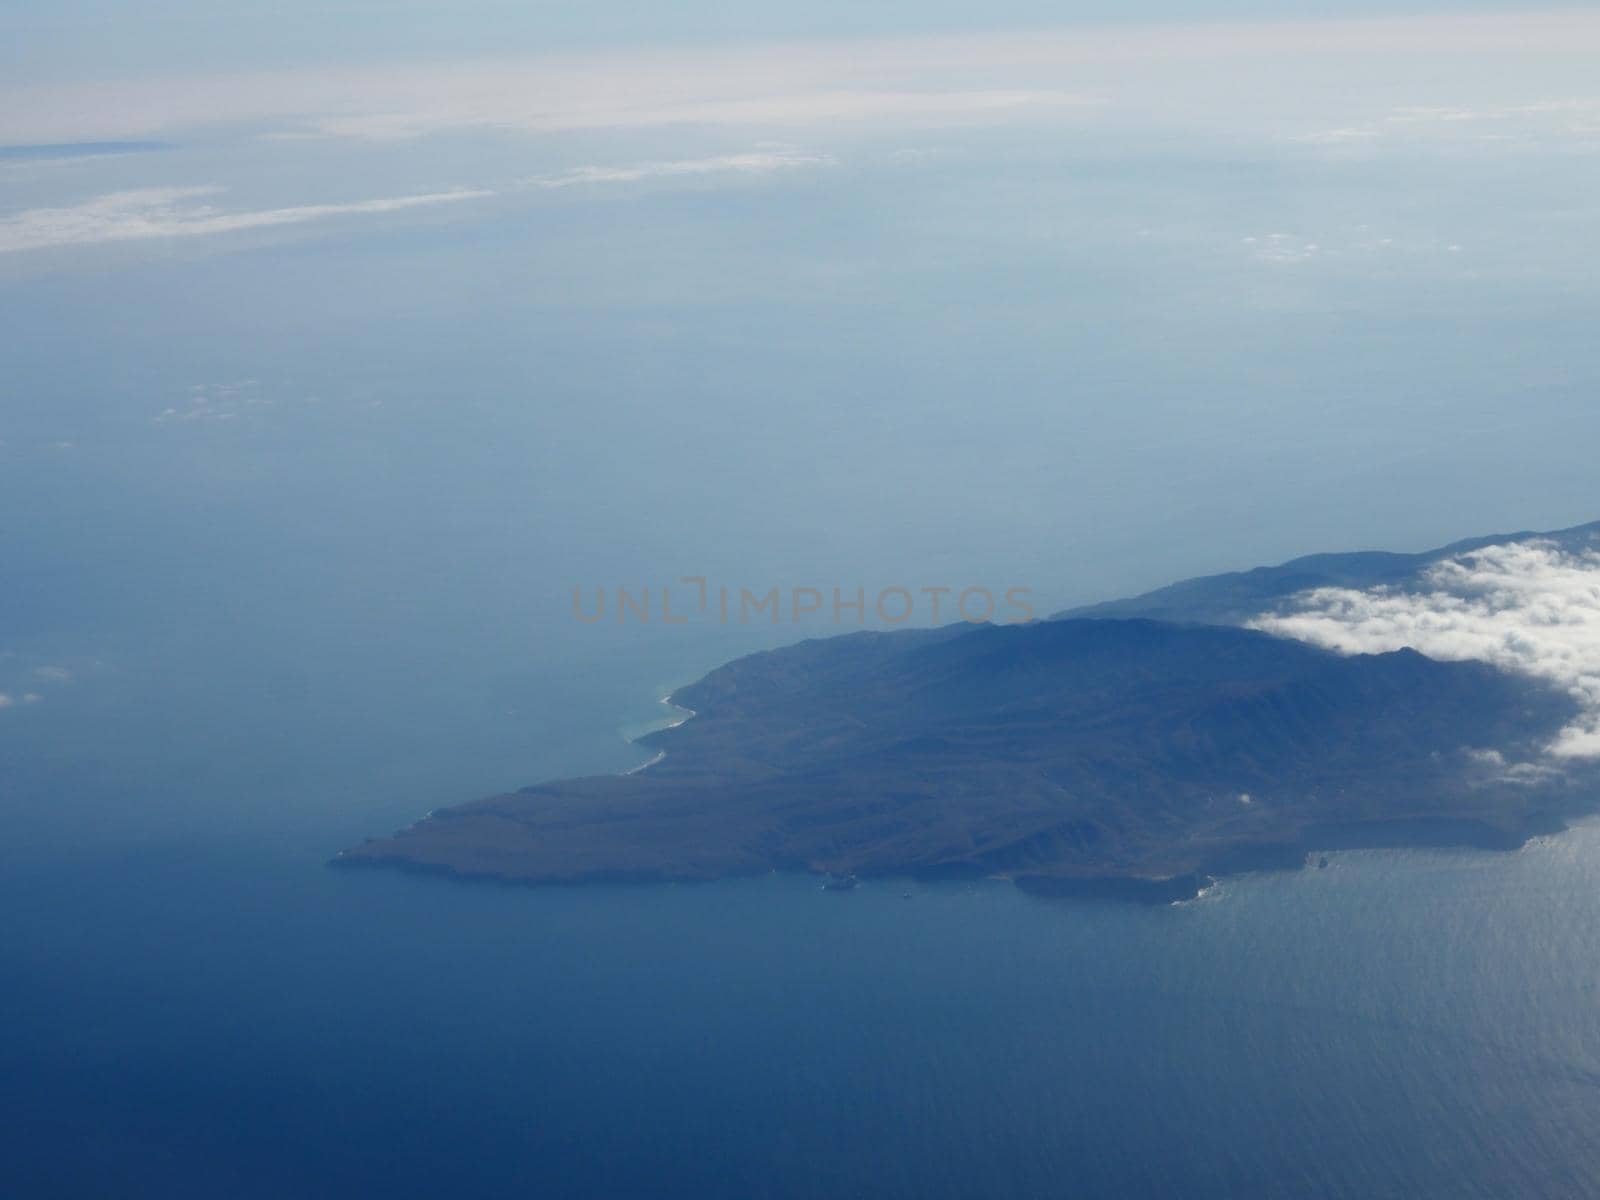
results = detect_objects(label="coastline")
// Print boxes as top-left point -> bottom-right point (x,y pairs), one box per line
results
619,693 -> 696,776
335,600 -> 1595,904
334,805 -> 1582,904
1016,807 -> 1577,904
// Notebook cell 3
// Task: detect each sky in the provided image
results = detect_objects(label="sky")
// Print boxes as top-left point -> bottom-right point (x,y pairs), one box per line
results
2,1 -> 1580,82
3,4 -> 1600,764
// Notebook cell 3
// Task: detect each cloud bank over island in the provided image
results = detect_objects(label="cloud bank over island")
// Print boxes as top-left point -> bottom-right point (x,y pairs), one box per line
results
1253,541 -> 1600,760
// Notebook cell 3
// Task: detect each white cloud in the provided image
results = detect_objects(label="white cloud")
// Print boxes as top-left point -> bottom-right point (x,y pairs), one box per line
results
1291,97 -> 1600,151
303,89 -> 1090,143
1239,227 -> 1469,267
1,153 -> 837,256
1243,233 -> 1322,265
0,693 -> 11,709
1288,128 -> 1380,145
1252,540 -> 1600,759
0,185 -> 492,255
32,666 -> 72,684
9,11 -> 1597,147
154,379 -> 277,424
1464,747 -> 1560,785
1389,100 -> 1600,128
526,151 -> 834,189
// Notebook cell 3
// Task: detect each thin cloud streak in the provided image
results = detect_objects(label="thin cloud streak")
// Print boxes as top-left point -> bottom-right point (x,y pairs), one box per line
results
302,90 -> 1090,143
0,186 -> 492,254
0,150 -> 835,253
5,10 -> 1597,144
526,151 -> 834,189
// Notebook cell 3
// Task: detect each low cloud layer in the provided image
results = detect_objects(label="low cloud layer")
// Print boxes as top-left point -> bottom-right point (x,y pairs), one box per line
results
0,185 -> 491,254
1253,541 -> 1600,759
528,151 -> 834,189
5,11 -> 1597,146
306,90 -> 1085,143
1290,98 -> 1600,152
0,150 -> 842,256
0,153 -> 836,255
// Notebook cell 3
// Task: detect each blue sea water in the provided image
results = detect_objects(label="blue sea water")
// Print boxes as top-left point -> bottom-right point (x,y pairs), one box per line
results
5,611 -> 1600,1199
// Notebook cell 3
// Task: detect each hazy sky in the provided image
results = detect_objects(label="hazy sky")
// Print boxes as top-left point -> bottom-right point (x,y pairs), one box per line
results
3,4 -> 1599,675
3,1 -> 1583,81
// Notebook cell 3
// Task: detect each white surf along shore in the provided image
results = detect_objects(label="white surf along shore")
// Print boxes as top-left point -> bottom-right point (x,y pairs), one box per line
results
621,692 -> 696,776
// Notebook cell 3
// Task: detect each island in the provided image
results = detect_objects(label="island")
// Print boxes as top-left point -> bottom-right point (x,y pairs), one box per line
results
335,521 -> 1600,902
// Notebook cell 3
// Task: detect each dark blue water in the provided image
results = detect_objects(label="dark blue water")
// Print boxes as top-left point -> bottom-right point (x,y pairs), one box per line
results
6,625 -> 1600,1199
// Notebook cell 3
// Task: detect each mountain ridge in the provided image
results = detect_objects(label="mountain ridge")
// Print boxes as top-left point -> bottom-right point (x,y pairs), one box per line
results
338,525 -> 1600,899
1055,519 -> 1600,626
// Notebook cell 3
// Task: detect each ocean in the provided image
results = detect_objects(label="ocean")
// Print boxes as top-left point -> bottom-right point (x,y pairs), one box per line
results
5,609 -> 1600,1198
